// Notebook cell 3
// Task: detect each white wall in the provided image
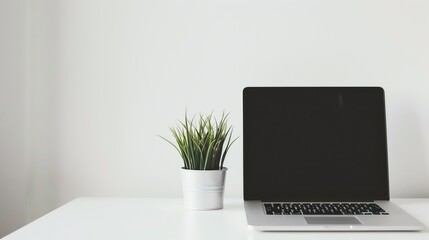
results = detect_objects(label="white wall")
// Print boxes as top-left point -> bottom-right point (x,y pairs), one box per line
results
1,0 -> 429,237
0,0 -> 28,237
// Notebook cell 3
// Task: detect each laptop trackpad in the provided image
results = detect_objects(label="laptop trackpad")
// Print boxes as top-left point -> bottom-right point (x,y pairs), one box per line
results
305,217 -> 362,225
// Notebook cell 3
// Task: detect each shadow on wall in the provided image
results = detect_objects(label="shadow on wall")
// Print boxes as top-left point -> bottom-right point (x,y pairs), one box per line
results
388,102 -> 429,198
24,0 -> 64,225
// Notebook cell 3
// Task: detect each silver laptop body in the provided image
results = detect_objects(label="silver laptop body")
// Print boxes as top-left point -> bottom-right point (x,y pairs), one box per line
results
244,200 -> 423,231
243,87 -> 424,231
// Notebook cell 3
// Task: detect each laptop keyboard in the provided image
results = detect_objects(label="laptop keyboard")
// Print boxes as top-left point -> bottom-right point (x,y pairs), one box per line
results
264,202 -> 389,215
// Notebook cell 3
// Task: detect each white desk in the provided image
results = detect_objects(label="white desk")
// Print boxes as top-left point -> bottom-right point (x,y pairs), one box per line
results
3,198 -> 428,240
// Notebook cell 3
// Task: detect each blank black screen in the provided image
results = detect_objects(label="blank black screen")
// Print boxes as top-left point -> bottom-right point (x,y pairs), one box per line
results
243,87 -> 389,201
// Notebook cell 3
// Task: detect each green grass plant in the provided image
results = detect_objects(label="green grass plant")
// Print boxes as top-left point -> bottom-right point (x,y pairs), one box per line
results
160,112 -> 238,170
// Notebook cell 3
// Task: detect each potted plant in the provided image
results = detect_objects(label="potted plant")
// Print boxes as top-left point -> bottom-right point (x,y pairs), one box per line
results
160,112 -> 237,210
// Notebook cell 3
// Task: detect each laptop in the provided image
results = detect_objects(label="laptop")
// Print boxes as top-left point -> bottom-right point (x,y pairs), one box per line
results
243,87 -> 424,231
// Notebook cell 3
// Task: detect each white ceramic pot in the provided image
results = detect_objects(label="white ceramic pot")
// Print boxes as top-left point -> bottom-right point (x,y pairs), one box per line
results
181,167 -> 227,210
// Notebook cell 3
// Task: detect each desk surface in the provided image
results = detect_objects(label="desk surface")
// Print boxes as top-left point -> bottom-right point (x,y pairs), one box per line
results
3,198 -> 428,240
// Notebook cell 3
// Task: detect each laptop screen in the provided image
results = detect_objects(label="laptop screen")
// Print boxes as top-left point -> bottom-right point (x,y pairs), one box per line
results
243,87 -> 389,201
